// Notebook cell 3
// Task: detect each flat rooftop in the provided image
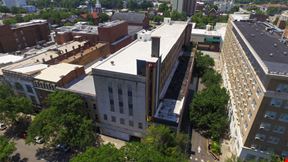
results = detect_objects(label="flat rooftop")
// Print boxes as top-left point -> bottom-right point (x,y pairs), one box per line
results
0,55 -> 23,64
66,75 -> 96,96
34,63 -> 83,82
92,21 -> 188,75
234,21 -> 288,75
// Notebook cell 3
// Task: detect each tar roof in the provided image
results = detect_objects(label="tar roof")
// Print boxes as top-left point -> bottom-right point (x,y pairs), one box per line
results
111,12 -> 146,24
92,21 -> 188,75
234,21 -> 288,74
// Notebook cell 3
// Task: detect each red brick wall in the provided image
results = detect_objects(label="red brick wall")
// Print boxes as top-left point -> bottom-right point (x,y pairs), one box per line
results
0,25 -> 17,52
57,66 -> 85,87
98,21 -> 128,43
55,32 -> 73,44
110,36 -> 132,53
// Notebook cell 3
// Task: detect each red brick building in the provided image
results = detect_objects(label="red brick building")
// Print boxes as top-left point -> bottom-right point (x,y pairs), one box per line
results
0,20 -> 50,53
55,21 -> 132,53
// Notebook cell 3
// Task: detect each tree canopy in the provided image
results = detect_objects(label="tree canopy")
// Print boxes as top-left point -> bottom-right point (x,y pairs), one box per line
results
0,136 -> 16,162
27,91 -> 96,150
71,125 -> 189,162
191,12 -> 228,29
195,51 -> 215,77
0,84 -> 33,123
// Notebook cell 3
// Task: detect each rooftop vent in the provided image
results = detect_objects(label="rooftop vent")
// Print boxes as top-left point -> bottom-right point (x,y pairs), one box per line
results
284,51 -> 288,56
273,43 -> 278,47
269,53 -> 273,57
251,34 -> 255,37
110,61 -> 115,66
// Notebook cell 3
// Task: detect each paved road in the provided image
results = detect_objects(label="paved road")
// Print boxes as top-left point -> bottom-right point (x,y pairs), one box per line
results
190,130 -> 216,162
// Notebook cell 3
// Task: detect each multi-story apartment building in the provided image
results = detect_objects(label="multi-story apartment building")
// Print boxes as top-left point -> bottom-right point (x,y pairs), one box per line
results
172,0 -> 196,16
221,14 -> 288,160
91,18 -> 192,140
0,20 -> 50,53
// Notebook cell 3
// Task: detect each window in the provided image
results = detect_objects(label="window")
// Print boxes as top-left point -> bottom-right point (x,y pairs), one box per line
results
276,84 -> 288,93
119,106 -> 124,114
284,101 -> 288,109
259,122 -> 271,131
120,118 -> 125,125
244,121 -> 248,130
95,115 -> 98,121
85,102 -> 88,108
104,114 -> 107,120
255,133 -> 266,141
267,136 -> 280,144
93,104 -> 96,110
129,120 -> 134,127
111,116 -> 116,122
110,100 -> 115,112
128,90 -> 132,97
270,98 -> 283,107
128,104 -> 133,116
118,88 -> 122,95
264,111 -> 277,119
279,113 -> 288,123
256,87 -> 261,97
138,122 -> 143,129
25,85 -> 33,93
248,111 -> 252,120
108,86 -> 113,93
273,125 -> 285,134
251,99 -> 256,110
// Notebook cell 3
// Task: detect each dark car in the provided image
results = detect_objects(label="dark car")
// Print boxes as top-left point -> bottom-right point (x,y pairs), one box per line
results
55,144 -> 70,152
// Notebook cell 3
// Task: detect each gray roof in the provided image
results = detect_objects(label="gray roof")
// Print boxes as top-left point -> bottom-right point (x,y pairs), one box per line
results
234,21 -> 288,74
111,12 -> 146,24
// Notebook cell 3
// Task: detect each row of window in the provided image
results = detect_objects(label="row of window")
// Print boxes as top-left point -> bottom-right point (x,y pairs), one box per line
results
108,86 -> 133,116
259,122 -> 286,134
103,114 -> 143,129
270,98 -> 288,109
264,111 -> 288,122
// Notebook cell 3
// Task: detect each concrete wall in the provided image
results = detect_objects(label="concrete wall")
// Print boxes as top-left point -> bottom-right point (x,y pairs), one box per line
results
93,70 -> 147,140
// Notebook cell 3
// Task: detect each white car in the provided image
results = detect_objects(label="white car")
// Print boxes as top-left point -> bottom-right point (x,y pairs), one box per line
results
0,122 -> 7,131
34,136 -> 44,144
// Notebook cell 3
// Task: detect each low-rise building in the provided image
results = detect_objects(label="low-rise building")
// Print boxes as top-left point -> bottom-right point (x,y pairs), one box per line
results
0,19 -> 50,53
111,12 -> 149,29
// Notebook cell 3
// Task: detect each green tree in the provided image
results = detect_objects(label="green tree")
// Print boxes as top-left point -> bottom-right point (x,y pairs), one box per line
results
195,51 -> 215,76
171,11 -> 186,21
158,2 -> 169,13
190,85 -> 229,140
99,13 -> 109,23
27,91 -> 96,150
201,69 -> 222,87
70,144 -> 124,162
0,5 -> 10,13
3,18 -> 17,25
0,136 -> 16,162
0,85 -> 33,123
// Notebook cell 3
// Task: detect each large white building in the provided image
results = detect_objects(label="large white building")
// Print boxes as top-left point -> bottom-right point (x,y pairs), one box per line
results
91,18 -> 192,140
2,0 -> 27,8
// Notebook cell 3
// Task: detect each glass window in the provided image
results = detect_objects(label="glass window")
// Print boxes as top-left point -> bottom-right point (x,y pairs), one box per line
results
108,86 -> 113,93
276,84 -> 288,93
25,84 -> 33,93
128,90 -> 132,97
264,111 -> 277,119
270,98 -> 283,107
104,114 -> 107,120
273,125 -> 285,134
267,136 -> 280,145
129,105 -> 133,116
93,104 -> 96,110
118,88 -> 122,95
110,100 -> 114,112
279,113 -> 288,123
111,116 -> 116,122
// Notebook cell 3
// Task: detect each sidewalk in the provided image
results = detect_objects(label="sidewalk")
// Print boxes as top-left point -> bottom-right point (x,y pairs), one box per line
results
99,134 -> 126,149
219,139 -> 233,162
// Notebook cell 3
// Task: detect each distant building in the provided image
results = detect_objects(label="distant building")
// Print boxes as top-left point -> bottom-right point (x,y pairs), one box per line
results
277,10 -> 288,29
0,19 -> 50,53
221,14 -> 288,160
22,5 -> 37,13
111,12 -> 149,29
55,20 -> 132,53
90,18 -> 192,140
191,23 -> 227,52
2,0 -> 26,8
172,0 -> 196,16
213,0 -> 234,13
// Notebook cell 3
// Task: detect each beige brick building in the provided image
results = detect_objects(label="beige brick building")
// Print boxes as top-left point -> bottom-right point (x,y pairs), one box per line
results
221,14 -> 288,160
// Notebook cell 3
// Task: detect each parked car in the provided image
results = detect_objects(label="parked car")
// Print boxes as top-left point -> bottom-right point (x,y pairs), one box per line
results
56,144 -> 70,152
34,136 -> 44,144
0,122 -> 7,130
